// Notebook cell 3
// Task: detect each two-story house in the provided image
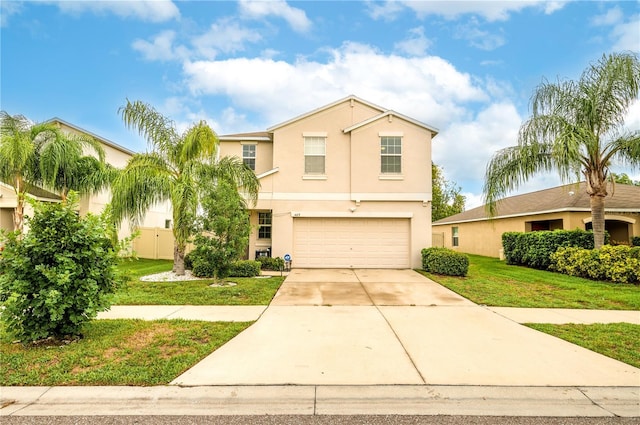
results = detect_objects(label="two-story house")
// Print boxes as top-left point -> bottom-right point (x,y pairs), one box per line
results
218,95 -> 438,269
0,118 -> 172,242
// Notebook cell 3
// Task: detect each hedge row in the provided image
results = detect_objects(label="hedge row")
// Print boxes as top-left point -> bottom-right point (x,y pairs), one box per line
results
258,256 -> 285,271
421,247 -> 469,277
550,245 -> 640,284
502,229 -> 603,269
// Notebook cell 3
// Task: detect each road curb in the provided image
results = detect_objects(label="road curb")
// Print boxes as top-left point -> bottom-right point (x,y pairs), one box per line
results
2,385 -> 638,417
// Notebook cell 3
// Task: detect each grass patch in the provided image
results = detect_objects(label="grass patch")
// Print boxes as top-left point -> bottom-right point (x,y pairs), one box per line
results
419,254 -> 639,310
117,258 -> 174,279
114,259 -> 284,305
527,323 -> 640,368
0,319 -> 251,386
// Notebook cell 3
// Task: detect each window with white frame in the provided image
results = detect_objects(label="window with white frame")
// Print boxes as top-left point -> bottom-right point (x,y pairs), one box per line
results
304,137 -> 326,174
452,226 -> 459,247
242,144 -> 256,171
380,136 -> 402,173
258,212 -> 272,239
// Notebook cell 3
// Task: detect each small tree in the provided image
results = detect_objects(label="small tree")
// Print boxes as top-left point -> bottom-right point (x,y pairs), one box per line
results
432,163 -> 465,221
0,193 -> 126,342
190,180 -> 251,280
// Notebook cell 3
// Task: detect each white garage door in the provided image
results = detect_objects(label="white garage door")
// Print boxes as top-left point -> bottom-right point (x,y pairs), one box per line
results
293,218 -> 410,268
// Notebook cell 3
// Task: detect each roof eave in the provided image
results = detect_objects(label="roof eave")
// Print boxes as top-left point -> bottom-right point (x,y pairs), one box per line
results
46,117 -> 136,156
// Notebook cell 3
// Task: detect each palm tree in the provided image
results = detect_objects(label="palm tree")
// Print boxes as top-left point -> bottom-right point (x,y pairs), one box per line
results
0,112 -> 58,232
484,52 -> 640,248
110,100 -> 260,275
36,130 -> 112,201
1,112 -> 113,233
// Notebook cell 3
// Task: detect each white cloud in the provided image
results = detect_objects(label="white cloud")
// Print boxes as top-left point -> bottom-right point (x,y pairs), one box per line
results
591,7 -> 623,26
182,42 -> 487,127
365,0 -> 405,21
401,0 -> 567,22
432,102 -> 523,196
192,18 -> 262,58
623,99 -> 640,133
239,0 -> 311,33
591,8 -> 640,53
54,0 -> 180,22
456,18 -> 506,50
394,27 -> 432,56
611,14 -> 640,52
132,30 -> 189,61
0,1 -> 24,27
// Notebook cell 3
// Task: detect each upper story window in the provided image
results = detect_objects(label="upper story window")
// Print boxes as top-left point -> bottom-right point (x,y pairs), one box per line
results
380,136 -> 402,174
242,144 -> 256,171
304,136 -> 326,174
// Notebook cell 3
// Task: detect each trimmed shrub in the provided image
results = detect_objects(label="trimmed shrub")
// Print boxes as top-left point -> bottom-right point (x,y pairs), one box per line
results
502,229 -> 602,269
550,245 -> 640,284
421,247 -> 469,277
229,260 -> 261,277
0,195 -> 126,342
258,256 -> 285,271
632,236 -> 640,247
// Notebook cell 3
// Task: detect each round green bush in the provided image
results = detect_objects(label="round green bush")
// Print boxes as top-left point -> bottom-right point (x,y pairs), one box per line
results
0,195 -> 125,342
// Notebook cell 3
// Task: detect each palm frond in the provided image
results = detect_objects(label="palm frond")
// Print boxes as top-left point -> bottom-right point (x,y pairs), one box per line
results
110,153 -> 173,227
119,99 -> 178,155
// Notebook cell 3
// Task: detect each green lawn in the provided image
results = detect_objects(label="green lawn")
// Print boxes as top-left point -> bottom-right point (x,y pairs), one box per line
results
419,254 -> 640,310
527,323 -> 640,369
0,319 -> 251,386
114,259 -> 284,305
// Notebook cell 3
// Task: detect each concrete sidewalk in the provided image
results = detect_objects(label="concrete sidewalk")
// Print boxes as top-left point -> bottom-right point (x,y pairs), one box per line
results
98,305 -> 640,325
4,269 -> 639,418
1,385 -> 638,417
98,305 -> 266,322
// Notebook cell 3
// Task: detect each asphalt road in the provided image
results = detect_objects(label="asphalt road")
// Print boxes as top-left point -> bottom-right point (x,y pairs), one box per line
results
2,416 -> 638,425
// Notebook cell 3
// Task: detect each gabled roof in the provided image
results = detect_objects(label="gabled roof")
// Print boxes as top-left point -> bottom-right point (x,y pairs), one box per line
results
343,110 -> 439,137
46,117 -> 135,156
266,95 -> 387,132
218,131 -> 272,142
434,182 -> 640,225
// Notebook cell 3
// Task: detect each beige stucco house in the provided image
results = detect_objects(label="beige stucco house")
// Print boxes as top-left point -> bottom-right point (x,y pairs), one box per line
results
0,118 -> 172,240
432,182 -> 640,258
218,95 -> 438,269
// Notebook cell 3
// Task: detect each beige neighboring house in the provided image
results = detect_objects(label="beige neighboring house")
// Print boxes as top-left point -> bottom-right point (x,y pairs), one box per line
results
0,118 -> 172,244
432,182 -> 640,258
218,95 -> 438,269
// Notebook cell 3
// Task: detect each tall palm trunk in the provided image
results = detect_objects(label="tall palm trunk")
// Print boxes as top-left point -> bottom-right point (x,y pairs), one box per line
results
590,194 -> 606,249
173,243 -> 186,275
13,193 -> 25,234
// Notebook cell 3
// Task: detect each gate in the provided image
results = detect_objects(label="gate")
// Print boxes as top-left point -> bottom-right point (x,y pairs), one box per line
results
133,227 -> 174,260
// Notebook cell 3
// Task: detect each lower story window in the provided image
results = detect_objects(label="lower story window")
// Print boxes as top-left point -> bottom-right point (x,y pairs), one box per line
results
258,212 -> 272,239
452,226 -> 459,247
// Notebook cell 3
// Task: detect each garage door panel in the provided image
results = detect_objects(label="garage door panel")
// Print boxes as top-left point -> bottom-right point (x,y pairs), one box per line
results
293,218 -> 410,269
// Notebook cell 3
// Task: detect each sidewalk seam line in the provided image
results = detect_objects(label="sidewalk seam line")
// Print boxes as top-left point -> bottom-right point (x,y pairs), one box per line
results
355,271 -> 427,385
577,387 -> 620,417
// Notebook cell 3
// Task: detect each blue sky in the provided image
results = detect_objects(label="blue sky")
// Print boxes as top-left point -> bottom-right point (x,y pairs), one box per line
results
2,0 -> 639,208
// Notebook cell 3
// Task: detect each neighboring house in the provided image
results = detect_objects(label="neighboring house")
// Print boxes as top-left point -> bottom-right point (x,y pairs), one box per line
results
0,118 -> 172,241
218,95 -> 438,269
0,184 -> 61,232
432,182 -> 640,258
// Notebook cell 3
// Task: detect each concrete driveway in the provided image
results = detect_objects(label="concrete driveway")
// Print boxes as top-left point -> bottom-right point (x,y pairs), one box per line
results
172,269 -> 639,387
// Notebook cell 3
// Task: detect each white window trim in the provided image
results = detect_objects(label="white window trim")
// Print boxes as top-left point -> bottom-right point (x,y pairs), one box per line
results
380,136 -> 402,174
303,135 -> 326,175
